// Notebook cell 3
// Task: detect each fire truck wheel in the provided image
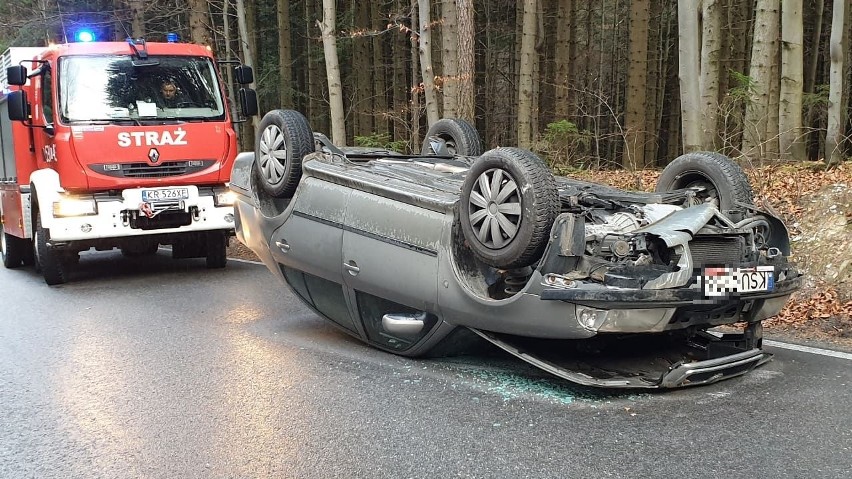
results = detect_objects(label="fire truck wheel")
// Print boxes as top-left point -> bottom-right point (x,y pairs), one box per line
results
254,109 -> 314,198
1,224 -> 27,269
34,215 -> 67,285
21,241 -> 35,266
205,231 -> 228,269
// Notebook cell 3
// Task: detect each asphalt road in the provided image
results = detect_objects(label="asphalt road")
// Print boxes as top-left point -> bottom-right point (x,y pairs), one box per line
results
1,251 -> 851,478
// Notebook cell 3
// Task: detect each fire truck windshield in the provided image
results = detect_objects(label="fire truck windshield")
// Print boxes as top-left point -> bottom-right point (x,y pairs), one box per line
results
58,55 -> 227,123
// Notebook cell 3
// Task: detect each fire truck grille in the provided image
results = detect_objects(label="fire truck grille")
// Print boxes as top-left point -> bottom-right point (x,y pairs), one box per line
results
91,160 -> 215,178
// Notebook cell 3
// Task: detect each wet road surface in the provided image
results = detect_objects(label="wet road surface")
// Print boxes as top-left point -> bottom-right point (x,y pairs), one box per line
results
1,251 -> 851,478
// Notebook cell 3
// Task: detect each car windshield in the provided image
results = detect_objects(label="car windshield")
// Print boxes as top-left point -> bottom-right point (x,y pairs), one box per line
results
58,55 -> 226,123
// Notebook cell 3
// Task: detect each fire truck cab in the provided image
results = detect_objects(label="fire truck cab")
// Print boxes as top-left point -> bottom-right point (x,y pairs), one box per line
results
0,38 -> 257,284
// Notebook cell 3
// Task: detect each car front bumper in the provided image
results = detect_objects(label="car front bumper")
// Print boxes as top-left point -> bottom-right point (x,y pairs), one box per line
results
536,274 -> 802,334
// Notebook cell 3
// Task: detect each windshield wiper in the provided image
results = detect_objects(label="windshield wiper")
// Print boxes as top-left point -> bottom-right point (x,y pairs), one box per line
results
160,116 -> 215,123
70,118 -> 142,126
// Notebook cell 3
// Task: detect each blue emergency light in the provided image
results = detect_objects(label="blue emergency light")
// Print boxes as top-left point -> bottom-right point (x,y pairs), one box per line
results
166,33 -> 179,43
75,30 -> 96,42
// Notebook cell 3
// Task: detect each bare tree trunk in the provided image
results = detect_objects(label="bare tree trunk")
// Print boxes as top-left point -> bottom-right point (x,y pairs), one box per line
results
554,0 -> 572,120
372,2 -> 388,136
624,0 -> 649,169
456,0 -> 475,122
646,1 -> 674,166
235,0 -> 257,148
418,0 -> 440,126
678,0 -> 702,153
531,0 -> 543,138
305,0 -> 326,133
223,0 -> 235,114
129,0 -> 144,38
392,0 -> 409,143
700,0 -> 722,150
187,0 -> 211,45
441,0 -> 459,118
766,5 -> 781,160
742,0 -> 779,160
353,0 -> 372,136
517,0 -> 537,148
825,0 -> 846,165
411,0 -> 422,147
112,0 -> 124,41
779,0 -> 805,160
804,0 -> 824,95
319,0 -> 346,145
278,0 -> 293,108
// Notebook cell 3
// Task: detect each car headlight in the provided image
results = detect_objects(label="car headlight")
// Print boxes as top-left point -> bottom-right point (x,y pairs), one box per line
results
214,190 -> 238,206
53,198 -> 97,217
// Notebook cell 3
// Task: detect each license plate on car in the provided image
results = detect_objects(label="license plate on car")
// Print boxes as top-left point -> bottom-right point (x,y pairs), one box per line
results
142,188 -> 189,202
702,266 -> 775,297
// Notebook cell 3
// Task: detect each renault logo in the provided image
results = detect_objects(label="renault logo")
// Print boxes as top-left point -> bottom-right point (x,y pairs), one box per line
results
148,148 -> 160,164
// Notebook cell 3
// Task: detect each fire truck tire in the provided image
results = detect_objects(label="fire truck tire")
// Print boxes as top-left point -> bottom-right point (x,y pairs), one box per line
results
205,231 -> 228,269
1,225 -> 27,268
34,216 -> 67,285
22,242 -> 35,266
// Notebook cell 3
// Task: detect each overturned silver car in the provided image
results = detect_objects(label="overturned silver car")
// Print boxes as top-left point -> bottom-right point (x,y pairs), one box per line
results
230,110 -> 802,389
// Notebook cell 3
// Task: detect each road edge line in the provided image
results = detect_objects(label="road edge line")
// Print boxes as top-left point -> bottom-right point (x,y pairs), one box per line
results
228,257 -> 264,265
764,339 -> 852,360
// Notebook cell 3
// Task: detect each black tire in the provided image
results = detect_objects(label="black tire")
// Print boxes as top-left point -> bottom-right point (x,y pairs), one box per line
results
34,215 -> 67,285
205,231 -> 228,269
254,109 -> 315,198
460,147 -> 559,269
21,241 -> 35,266
1,223 -> 27,269
655,151 -> 754,216
421,118 -> 483,157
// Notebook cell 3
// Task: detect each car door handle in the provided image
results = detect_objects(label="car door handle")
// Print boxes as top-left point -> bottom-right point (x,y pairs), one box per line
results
343,261 -> 360,276
275,239 -> 290,253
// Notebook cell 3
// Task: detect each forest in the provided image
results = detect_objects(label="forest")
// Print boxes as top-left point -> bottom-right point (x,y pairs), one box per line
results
0,0 -> 851,171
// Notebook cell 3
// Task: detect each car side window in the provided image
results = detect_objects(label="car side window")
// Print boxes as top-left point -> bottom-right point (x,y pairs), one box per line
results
354,291 -> 438,351
281,266 -> 359,333
41,66 -> 54,124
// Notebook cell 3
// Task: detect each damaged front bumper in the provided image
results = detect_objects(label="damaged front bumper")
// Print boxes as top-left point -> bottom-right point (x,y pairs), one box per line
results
538,274 -> 803,334
472,327 -> 771,389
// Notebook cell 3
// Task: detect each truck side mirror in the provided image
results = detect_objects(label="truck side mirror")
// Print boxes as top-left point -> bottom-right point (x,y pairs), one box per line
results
239,88 -> 258,117
6,91 -> 29,121
6,65 -> 28,86
234,65 -> 254,85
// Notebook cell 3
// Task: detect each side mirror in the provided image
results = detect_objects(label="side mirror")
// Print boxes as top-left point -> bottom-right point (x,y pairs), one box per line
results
234,65 -> 254,85
6,65 -> 27,86
7,91 -> 29,121
239,88 -> 258,117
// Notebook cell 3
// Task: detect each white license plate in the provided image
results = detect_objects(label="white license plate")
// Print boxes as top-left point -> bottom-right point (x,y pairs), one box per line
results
142,188 -> 189,202
702,266 -> 775,297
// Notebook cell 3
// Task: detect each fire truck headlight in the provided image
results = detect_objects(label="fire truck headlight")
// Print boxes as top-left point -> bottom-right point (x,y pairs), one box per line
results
214,190 -> 238,206
53,198 -> 97,217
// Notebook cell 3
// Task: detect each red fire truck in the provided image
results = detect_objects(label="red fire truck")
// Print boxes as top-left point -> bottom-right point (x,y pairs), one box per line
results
0,37 -> 257,284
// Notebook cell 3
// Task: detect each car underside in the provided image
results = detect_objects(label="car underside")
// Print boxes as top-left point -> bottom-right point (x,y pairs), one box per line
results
229,111 -> 803,389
